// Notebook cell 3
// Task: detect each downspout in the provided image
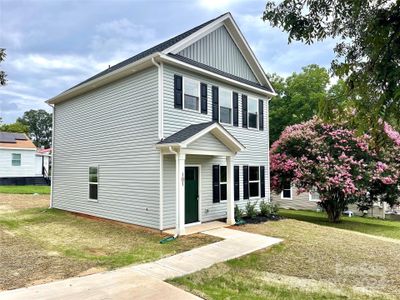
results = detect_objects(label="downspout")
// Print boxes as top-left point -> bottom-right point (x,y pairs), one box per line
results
169,146 -> 180,238
151,57 -> 165,232
47,102 -> 55,208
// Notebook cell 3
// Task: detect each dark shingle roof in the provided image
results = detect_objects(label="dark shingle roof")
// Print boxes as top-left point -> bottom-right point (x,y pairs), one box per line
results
0,132 -> 27,143
168,54 -> 273,93
158,122 -> 215,144
69,14 -> 226,91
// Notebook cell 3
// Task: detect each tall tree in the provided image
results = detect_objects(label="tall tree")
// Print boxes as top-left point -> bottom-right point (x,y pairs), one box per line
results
269,64 -> 330,143
263,1 -> 400,144
17,109 -> 52,148
0,48 -> 7,86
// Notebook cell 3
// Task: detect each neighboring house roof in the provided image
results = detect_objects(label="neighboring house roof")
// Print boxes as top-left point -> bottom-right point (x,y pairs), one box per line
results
157,122 -> 245,153
48,12 -> 275,105
0,132 -> 36,149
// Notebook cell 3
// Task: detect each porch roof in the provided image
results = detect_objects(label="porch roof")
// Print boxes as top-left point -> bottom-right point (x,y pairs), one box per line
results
156,122 -> 245,153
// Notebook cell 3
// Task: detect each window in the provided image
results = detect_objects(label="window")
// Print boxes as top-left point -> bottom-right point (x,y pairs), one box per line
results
249,166 -> 260,198
11,153 -> 21,166
220,166 -> 227,201
248,98 -> 258,129
183,77 -> 200,111
219,88 -> 232,124
309,189 -> 320,202
281,182 -> 292,199
89,166 -> 98,200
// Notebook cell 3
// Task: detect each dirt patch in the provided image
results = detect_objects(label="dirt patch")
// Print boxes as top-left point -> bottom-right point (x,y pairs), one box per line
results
0,229 -> 94,291
0,194 -> 49,211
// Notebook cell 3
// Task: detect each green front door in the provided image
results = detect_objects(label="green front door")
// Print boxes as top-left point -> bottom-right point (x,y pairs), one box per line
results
185,167 -> 199,224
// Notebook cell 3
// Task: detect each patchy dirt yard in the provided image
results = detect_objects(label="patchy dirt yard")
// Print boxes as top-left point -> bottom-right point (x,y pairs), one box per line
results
0,194 -> 219,291
171,219 -> 400,300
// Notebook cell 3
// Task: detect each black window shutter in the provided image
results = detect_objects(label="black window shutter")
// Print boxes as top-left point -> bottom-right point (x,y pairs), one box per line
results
242,94 -> 248,128
201,83 -> 208,114
174,75 -> 183,109
260,166 -> 265,198
234,165 -> 240,201
243,165 -> 249,199
233,92 -> 239,126
212,165 -> 220,203
212,86 -> 219,122
259,99 -> 264,130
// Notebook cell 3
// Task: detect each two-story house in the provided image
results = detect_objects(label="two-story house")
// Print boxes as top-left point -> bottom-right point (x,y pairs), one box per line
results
47,13 -> 276,235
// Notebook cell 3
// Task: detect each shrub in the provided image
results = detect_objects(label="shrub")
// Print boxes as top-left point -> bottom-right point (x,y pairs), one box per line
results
259,200 -> 280,216
245,200 -> 258,219
234,205 -> 244,221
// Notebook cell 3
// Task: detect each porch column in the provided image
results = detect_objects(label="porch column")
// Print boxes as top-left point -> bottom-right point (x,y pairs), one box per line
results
226,156 -> 235,225
176,153 -> 186,235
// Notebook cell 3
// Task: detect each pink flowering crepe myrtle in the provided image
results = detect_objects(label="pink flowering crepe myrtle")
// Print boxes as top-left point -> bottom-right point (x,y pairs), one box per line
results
270,117 -> 400,222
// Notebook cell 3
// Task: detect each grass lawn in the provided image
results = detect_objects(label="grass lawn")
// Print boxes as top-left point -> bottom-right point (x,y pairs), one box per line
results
170,218 -> 400,300
0,195 -> 219,291
0,185 -> 51,194
279,209 -> 400,240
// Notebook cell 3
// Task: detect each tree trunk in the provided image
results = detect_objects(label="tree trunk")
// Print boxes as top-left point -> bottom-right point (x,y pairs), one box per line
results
319,195 -> 347,223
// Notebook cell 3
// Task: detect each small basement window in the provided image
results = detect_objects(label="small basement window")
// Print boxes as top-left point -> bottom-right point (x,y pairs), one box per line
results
89,166 -> 98,201
183,77 -> 200,111
249,166 -> 260,198
281,182 -> 292,199
220,166 -> 227,201
248,97 -> 258,129
11,153 -> 21,166
219,88 -> 232,124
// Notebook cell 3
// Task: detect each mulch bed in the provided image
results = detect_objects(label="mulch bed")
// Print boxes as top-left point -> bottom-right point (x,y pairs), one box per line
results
239,214 -> 283,224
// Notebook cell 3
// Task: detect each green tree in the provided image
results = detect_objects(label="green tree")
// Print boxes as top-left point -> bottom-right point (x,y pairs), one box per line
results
263,0 -> 400,144
17,109 -> 52,148
0,121 -> 29,134
269,64 -> 330,144
0,48 -> 6,86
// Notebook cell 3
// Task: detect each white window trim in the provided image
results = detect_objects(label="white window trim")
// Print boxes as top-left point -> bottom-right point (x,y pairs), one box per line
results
220,165 -> 227,202
219,88 -> 233,126
281,184 -> 292,200
11,153 -> 21,167
88,165 -> 99,202
247,97 -> 259,130
182,76 -> 201,113
249,166 -> 260,199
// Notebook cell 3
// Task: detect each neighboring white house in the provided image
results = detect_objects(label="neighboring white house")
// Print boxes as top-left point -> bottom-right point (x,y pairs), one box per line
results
47,13 -> 276,235
0,132 -> 50,185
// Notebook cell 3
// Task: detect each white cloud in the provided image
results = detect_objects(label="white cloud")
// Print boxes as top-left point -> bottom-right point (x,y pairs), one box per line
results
197,0 -> 245,11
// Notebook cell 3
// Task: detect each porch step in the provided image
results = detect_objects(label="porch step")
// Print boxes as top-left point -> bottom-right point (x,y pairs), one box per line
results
163,221 -> 228,236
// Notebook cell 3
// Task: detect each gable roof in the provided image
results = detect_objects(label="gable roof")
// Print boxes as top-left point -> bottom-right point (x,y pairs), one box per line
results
157,122 -> 245,153
0,132 -> 36,149
48,12 -> 275,105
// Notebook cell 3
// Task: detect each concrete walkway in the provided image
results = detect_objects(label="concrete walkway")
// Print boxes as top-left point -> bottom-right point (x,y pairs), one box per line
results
0,228 -> 282,300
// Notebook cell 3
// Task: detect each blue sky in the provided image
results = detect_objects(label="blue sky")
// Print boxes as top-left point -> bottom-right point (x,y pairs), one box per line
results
0,0 -> 336,123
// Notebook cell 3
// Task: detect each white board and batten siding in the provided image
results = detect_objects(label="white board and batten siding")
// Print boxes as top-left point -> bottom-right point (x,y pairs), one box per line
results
0,148 -> 37,177
52,67 -> 161,229
177,25 -> 258,83
162,63 -> 270,229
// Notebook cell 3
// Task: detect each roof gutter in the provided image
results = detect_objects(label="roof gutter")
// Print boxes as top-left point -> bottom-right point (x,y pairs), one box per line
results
158,54 -> 277,98
46,52 -> 162,105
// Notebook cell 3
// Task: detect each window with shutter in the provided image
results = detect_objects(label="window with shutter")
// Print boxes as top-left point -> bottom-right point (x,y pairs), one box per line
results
233,92 -> 239,126
212,86 -> 219,121
242,94 -> 247,128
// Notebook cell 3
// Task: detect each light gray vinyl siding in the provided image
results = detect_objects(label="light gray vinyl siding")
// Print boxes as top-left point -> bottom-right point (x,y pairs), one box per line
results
52,67 -> 161,229
178,25 -> 258,83
187,132 -> 230,152
162,64 -> 269,228
271,188 -> 319,211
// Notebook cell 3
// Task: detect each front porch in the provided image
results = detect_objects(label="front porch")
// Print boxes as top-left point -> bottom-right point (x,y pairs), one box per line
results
157,122 -> 245,236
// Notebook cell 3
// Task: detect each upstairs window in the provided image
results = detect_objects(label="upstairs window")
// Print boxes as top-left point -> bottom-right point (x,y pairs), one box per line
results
11,153 -> 21,166
219,88 -> 232,124
183,77 -> 200,111
89,166 -> 98,201
220,166 -> 227,201
248,98 -> 258,129
249,166 -> 260,198
281,182 -> 292,199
